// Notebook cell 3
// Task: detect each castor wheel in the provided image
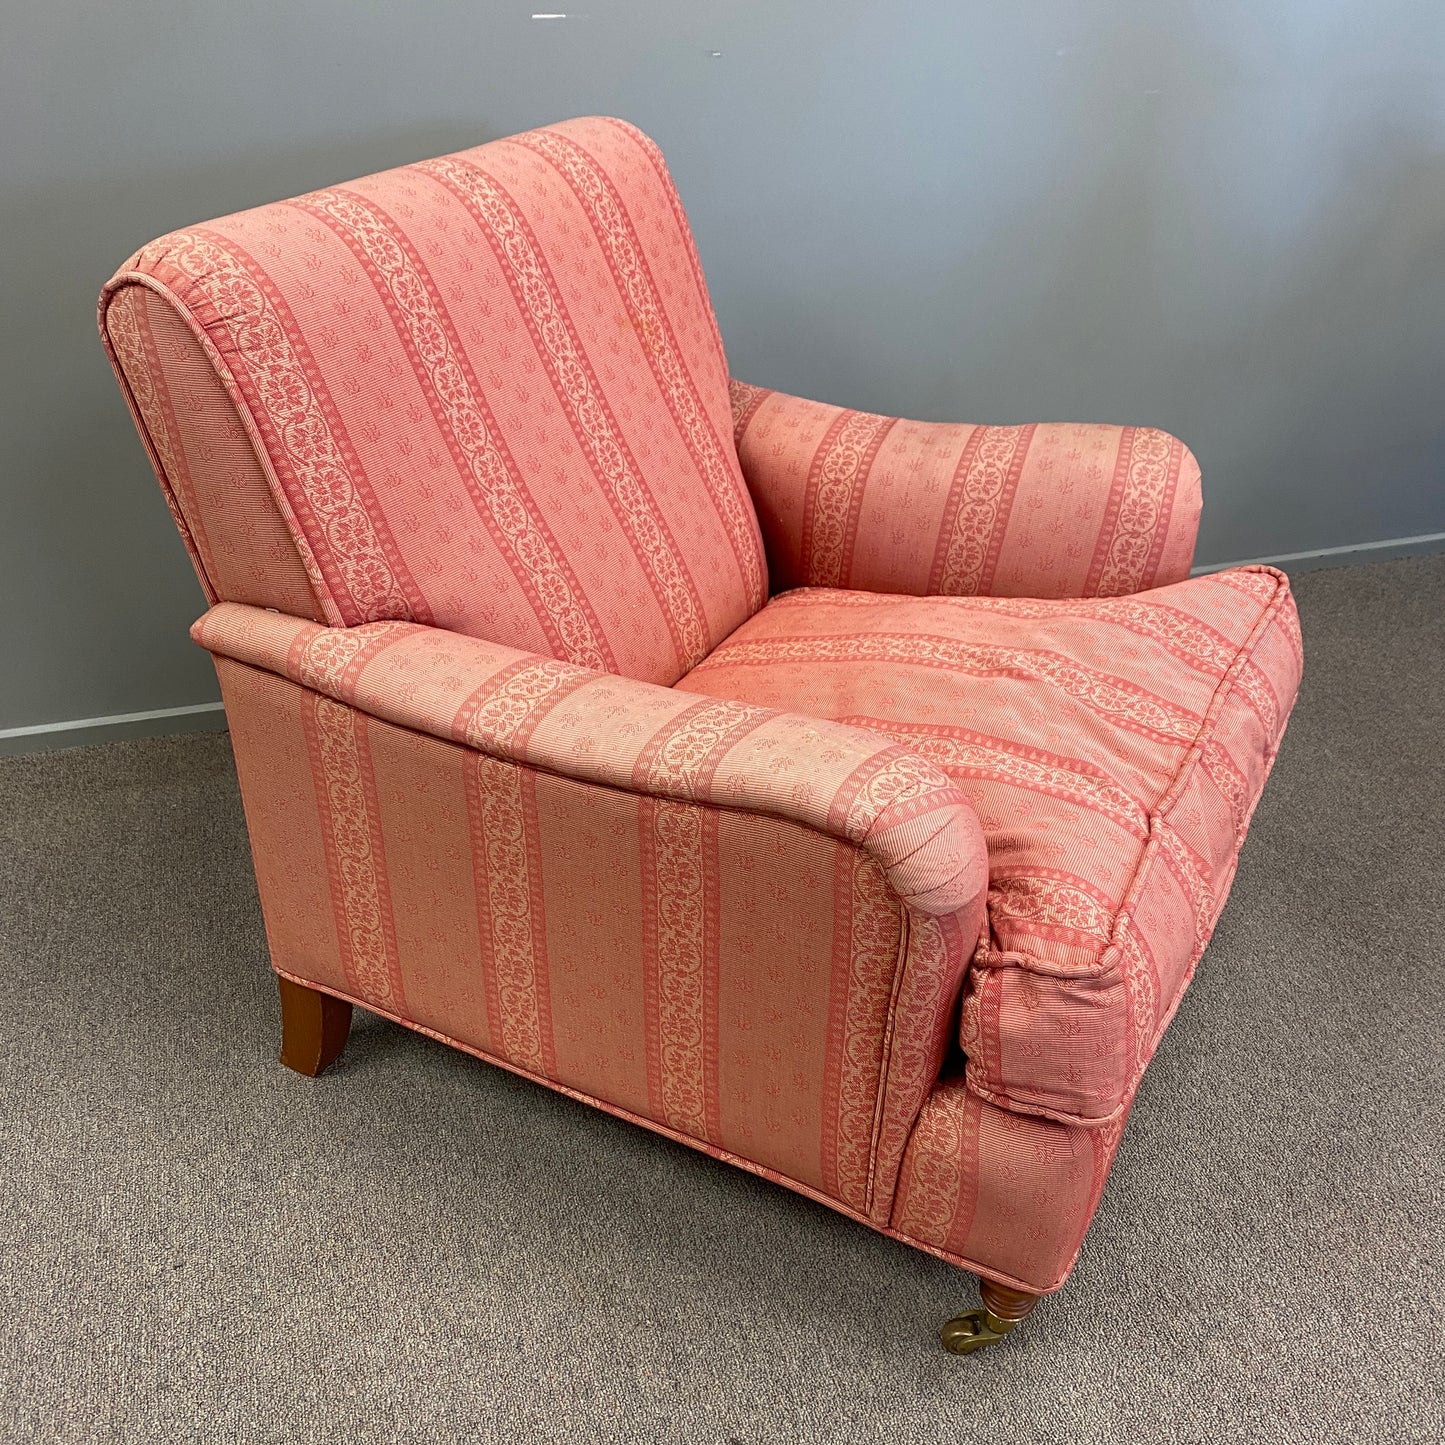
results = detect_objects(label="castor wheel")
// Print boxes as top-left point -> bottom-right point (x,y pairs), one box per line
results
941,1280 -> 1041,1355
940,1308 -> 1014,1355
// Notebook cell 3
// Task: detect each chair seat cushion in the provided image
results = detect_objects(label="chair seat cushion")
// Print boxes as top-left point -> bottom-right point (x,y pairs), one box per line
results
674,567 -> 1302,1126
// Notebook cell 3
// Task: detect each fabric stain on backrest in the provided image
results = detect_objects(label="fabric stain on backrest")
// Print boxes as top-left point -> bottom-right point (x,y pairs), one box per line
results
100,116 -> 766,686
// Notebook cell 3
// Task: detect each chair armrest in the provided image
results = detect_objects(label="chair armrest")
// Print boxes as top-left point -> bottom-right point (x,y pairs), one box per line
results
193,602 -> 988,918
730,380 -> 1202,599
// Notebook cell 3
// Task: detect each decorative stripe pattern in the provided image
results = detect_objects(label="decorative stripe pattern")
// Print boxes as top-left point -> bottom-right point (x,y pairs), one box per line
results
730,385 -> 1203,600
631,698 -> 768,797
465,755 -> 556,1078
101,284 -> 327,619
799,408 -> 899,588
892,1080 -> 983,1251
291,188 -> 616,671
868,908 -> 978,1220
132,229 -> 424,626
1086,427 -> 1184,597
988,872 -> 1119,946
1157,820 -> 1218,955
729,379 -> 770,439
1201,739 -> 1252,840
676,564 -> 1302,1126
304,695 -> 406,1012
513,127 -> 766,613
826,745 -> 972,843
639,797 -> 721,1142
820,850 -> 905,1212
1117,921 -> 1161,1077
287,619 -> 412,695
452,656 -> 594,755
103,287 -> 220,587
927,424 -> 1037,596
891,1075 -> 1110,1292
836,717 -> 1149,840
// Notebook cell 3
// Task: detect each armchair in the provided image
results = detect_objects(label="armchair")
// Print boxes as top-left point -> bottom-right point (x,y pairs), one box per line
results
99,116 -> 1300,1353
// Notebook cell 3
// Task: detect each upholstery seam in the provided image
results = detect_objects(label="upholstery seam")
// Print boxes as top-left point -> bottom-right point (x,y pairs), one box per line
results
972,565 -> 1296,983
97,284 -> 220,608
862,902 -> 915,1219
965,566 -> 1299,1125
99,269 -> 339,627
270,962 -> 1066,1295
199,615 -> 982,920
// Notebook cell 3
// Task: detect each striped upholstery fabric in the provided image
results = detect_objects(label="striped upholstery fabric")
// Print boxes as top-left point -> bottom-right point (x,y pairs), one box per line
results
99,117 -> 1302,1302
731,382 -> 1203,600
103,285 -> 323,619
223,638 -> 1094,1290
676,567 -> 1303,1126
193,602 -> 989,922
206,605 -> 989,1220
102,117 -> 765,687
890,1078 -> 1130,1292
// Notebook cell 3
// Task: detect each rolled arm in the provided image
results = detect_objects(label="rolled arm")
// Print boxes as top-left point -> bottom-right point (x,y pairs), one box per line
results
193,603 -> 988,918
730,380 -> 1202,600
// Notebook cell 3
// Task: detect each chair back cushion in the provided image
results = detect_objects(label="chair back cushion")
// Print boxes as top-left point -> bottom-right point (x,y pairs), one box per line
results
100,117 -> 766,685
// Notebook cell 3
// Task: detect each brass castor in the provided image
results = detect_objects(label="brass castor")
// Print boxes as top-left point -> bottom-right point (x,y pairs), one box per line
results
941,1280 -> 1041,1355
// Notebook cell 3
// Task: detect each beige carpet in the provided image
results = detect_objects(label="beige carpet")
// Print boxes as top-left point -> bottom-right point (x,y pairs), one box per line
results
1,555 -> 1442,1444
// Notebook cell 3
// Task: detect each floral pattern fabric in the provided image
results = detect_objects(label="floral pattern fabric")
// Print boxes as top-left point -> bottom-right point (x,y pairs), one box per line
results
101,118 -> 765,687
676,568 -> 1302,1125
731,382 -> 1203,601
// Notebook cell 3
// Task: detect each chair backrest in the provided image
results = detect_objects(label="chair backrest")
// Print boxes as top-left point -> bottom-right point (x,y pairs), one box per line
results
100,117 -> 767,686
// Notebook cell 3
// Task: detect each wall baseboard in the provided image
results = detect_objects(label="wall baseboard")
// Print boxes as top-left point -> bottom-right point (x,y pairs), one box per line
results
1192,528 -> 1445,576
0,701 -> 226,758
2,530 -> 1441,758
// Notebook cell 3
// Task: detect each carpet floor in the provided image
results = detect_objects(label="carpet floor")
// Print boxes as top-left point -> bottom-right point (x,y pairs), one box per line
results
1,555 -> 1442,1444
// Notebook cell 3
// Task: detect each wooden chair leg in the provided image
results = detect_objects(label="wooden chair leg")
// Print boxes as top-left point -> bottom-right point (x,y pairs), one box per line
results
940,1279 -> 1042,1355
277,975 -> 352,1077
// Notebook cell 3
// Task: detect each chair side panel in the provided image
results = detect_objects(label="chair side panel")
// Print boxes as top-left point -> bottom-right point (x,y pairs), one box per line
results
891,1074 -> 1127,1294
103,284 -> 323,619
216,659 -> 345,993
215,655 -> 924,1214
868,906 -> 982,1222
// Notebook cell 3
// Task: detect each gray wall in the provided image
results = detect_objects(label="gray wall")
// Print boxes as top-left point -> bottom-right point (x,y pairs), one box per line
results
4,2 -> 1444,741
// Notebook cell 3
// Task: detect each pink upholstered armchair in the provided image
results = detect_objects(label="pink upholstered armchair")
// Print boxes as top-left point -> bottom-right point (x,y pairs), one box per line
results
99,117 -> 1300,1353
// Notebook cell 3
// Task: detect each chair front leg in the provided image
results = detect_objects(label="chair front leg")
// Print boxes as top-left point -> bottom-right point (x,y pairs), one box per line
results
940,1280 -> 1042,1355
277,975 -> 352,1077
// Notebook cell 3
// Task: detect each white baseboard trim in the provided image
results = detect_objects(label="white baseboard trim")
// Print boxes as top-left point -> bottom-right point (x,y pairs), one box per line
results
1192,529 -> 1445,575
0,700 -> 224,743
